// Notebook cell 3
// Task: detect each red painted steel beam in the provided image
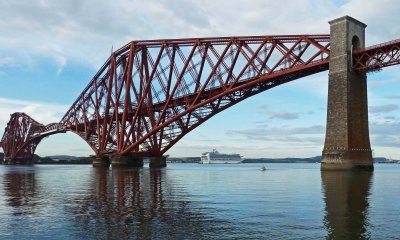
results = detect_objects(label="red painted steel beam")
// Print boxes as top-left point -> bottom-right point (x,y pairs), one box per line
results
121,60 -> 329,155
353,39 -> 400,71
5,35 -> 400,162
57,34 -> 331,157
1,34 -> 336,160
0,113 -> 69,160
64,35 -> 331,111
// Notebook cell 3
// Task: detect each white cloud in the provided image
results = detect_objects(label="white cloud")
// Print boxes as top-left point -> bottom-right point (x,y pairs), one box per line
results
369,104 -> 399,114
268,111 -> 299,120
0,56 -> 18,68
0,97 -> 68,133
227,125 -> 325,142
370,122 -> 400,151
0,0 -> 398,100
369,79 -> 400,87
340,0 -> 400,45
386,96 -> 400,99
1,0 -> 400,158
1,0 -> 398,71
35,132 -> 94,157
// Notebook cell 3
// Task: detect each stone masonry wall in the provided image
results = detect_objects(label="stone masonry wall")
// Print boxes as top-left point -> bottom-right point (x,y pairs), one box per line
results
321,16 -> 373,170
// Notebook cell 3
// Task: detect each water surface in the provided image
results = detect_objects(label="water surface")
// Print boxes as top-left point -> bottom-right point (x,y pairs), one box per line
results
0,163 -> 399,239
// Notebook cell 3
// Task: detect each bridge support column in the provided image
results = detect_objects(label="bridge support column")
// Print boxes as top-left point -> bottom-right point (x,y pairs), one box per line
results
3,157 -> 12,165
149,156 -> 167,168
3,157 -> 33,165
91,155 -> 110,168
321,16 -> 373,171
111,153 -> 144,168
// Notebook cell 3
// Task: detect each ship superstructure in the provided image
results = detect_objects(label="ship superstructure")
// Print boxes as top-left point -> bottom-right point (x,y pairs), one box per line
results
200,149 -> 242,164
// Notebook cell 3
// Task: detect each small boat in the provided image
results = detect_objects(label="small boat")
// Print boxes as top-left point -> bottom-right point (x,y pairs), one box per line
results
260,165 -> 267,171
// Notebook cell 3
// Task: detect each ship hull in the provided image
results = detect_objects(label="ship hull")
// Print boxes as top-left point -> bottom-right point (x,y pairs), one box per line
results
202,160 -> 242,164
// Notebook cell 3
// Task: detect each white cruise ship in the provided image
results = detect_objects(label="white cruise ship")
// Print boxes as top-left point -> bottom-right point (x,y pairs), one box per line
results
200,149 -> 242,164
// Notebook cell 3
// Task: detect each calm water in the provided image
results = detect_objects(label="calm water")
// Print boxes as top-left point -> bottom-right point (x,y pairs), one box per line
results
0,163 -> 399,240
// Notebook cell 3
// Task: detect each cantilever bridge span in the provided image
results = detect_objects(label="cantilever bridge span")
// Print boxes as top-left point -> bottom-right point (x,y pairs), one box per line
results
1,16 -> 400,169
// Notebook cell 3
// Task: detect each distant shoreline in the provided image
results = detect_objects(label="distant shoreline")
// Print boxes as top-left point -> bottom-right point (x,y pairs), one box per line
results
0,152 -> 395,164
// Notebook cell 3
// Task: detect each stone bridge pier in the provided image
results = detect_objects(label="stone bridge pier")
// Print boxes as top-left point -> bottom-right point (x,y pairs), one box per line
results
110,153 -> 166,168
91,153 -> 167,168
3,157 -> 34,165
321,16 -> 373,171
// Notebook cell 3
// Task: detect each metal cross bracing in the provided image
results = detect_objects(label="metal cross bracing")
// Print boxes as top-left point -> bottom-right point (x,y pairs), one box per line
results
3,34 -> 400,161
353,39 -> 400,71
0,113 -> 65,161
59,35 -> 331,157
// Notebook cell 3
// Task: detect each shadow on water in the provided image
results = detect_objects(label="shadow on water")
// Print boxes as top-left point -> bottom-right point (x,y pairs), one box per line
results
2,167 -> 39,216
321,171 -> 373,240
66,167 -> 230,239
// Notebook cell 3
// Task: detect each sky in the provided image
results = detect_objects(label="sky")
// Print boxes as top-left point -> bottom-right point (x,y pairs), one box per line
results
0,0 -> 399,159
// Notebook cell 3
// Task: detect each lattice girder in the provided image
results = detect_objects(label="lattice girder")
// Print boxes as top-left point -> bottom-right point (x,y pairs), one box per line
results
60,35 -> 331,156
0,113 -> 66,160
3,35 -> 400,160
353,39 -> 400,71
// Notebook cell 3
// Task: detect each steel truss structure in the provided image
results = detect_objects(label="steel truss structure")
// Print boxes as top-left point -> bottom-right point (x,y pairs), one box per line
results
1,34 -> 399,161
0,113 -> 63,162
353,39 -> 400,71
60,35 -> 331,157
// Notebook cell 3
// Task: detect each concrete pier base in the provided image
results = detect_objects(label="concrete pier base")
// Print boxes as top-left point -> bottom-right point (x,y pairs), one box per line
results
91,155 -> 110,168
149,156 -> 167,168
3,157 -> 12,165
3,157 -> 33,165
111,153 -> 144,168
321,149 -> 374,171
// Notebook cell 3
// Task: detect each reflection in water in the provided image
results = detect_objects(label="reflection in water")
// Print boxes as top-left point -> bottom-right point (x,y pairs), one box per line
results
3,164 -> 400,239
322,171 -> 373,240
67,168 -> 228,239
3,167 -> 38,215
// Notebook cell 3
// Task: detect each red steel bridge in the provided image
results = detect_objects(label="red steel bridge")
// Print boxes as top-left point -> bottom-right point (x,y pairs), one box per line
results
1,16 -> 399,168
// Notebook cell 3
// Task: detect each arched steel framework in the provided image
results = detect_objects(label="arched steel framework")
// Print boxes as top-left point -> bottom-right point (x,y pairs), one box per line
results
1,34 -> 400,162
60,35 -> 331,157
0,113 -> 64,163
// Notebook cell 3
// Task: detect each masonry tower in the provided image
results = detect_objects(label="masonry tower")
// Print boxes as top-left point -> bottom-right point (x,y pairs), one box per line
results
321,16 -> 373,170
